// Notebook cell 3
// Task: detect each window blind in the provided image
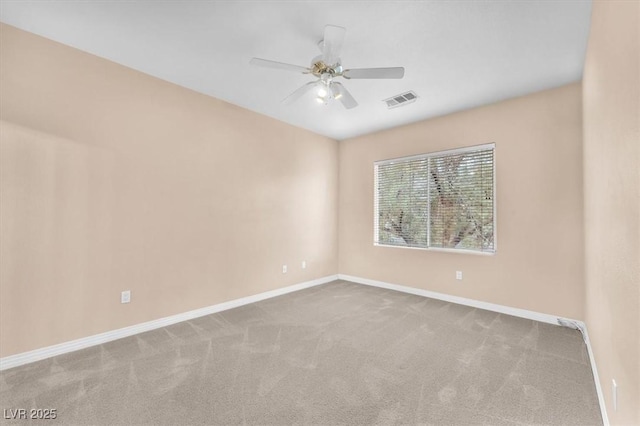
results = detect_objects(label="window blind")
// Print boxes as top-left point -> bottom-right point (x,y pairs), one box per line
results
375,144 -> 495,253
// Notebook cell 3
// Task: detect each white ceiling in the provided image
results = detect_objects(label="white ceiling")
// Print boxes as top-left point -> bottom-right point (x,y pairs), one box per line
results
0,1 -> 592,140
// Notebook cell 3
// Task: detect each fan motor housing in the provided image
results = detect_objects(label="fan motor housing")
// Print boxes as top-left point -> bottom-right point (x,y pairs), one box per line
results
310,60 -> 343,77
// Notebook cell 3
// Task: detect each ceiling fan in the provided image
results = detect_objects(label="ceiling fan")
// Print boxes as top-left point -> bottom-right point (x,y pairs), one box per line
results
250,25 -> 405,109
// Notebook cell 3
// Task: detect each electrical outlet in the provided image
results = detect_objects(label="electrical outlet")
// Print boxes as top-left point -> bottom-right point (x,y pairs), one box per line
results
302,260 -> 306,269
282,265 -> 287,274
612,379 -> 618,411
456,271 -> 463,280
121,290 -> 131,304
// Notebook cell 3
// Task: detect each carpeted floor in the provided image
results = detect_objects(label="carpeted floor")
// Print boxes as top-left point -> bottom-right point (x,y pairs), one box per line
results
1,280 -> 602,425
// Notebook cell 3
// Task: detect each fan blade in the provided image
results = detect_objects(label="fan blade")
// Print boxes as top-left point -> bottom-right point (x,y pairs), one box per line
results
282,81 -> 319,105
250,58 -> 310,74
322,25 -> 346,66
333,82 -> 358,109
343,67 -> 405,79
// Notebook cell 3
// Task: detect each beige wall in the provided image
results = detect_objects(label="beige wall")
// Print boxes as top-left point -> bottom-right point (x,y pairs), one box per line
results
0,24 -> 338,357
339,83 -> 584,320
583,1 -> 640,424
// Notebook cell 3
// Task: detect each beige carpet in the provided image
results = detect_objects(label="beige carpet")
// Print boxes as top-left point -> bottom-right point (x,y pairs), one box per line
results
1,280 -> 602,425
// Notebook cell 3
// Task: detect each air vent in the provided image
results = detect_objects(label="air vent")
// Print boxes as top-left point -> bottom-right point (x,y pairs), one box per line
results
384,91 -> 418,109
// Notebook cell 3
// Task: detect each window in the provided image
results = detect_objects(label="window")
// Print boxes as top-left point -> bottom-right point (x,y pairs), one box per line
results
374,144 -> 495,254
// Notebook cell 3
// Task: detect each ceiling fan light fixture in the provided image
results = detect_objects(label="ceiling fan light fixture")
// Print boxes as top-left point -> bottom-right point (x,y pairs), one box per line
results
330,83 -> 342,99
316,90 -> 329,105
316,80 -> 336,105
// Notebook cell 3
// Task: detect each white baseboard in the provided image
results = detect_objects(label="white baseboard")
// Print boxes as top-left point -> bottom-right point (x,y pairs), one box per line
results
580,325 -> 609,426
0,274 -> 338,371
337,273 -> 608,426
338,273 -> 571,324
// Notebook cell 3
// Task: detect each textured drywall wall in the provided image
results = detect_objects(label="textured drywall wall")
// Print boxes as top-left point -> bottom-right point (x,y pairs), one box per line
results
339,83 -> 584,320
0,24 -> 338,357
583,1 -> 640,424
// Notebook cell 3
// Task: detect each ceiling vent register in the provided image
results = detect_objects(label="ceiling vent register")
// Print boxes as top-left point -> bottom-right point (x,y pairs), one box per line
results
384,91 -> 418,109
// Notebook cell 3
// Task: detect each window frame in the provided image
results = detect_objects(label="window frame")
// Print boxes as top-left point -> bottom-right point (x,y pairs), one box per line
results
373,143 -> 497,255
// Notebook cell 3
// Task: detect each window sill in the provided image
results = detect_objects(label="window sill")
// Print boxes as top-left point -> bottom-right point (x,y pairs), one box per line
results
373,243 -> 496,256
